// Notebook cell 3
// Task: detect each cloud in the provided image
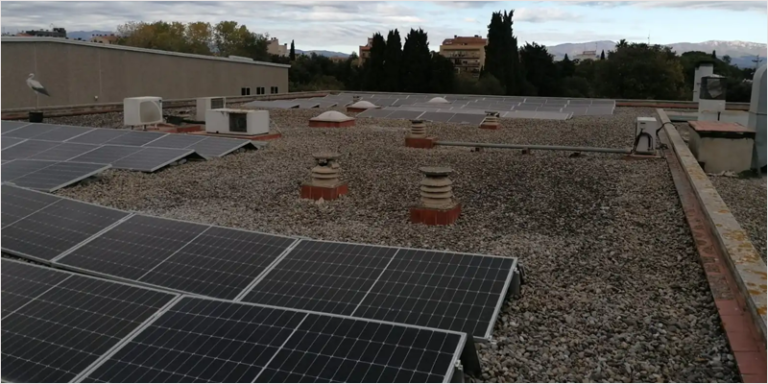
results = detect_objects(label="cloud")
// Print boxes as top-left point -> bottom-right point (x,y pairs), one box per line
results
432,1 -> 495,9
514,8 -> 583,22
574,1 -> 766,12
463,17 -> 478,23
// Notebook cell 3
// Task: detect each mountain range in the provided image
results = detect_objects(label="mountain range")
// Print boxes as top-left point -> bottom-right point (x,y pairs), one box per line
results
64,31 -> 765,68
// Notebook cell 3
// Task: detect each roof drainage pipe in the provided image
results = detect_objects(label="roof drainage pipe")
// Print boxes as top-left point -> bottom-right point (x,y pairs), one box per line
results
434,141 -> 634,154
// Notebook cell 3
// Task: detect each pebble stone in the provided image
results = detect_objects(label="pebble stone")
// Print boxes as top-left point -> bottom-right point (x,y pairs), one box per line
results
47,106 -> 739,383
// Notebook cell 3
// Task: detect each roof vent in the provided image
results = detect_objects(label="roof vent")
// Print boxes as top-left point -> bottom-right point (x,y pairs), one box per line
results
428,97 -> 450,104
309,111 -> 355,128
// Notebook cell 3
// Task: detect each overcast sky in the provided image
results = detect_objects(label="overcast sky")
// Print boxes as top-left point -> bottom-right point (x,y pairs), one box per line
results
1,1 -> 766,53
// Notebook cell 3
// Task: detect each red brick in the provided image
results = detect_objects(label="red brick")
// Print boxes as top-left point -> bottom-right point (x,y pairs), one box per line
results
742,373 -> 767,383
405,137 -> 435,149
721,314 -> 752,333
479,123 -> 499,130
300,183 -> 348,201
715,299 -> 744,316
733,351 -> 766,375
410,204 -> 461,226
727,330 -> 760,352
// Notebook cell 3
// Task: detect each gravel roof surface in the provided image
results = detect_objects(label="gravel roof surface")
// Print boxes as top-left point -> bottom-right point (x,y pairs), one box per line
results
710,175 -> 767,261
48,107 -> 737,382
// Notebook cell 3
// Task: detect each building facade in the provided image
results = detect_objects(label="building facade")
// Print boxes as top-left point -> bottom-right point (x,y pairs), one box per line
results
267,37 -> 288,57
358,37 -> 373,67
90,34 -> 119,44
573,50 -> 598,62
1,37 -> 290,110
439,35 -> 487,77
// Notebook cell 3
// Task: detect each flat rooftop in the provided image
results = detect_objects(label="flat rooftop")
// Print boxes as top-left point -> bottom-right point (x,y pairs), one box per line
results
41,106 -> 741,382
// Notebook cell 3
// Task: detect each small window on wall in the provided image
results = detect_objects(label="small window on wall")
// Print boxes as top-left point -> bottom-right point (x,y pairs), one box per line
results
271,86 -> 279,94
241,87 -> 251,96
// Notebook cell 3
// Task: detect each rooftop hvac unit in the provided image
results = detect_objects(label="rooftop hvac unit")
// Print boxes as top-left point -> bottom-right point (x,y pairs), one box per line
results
196,97 -> 226,122
124,97 -> 163,127
634,117 -> 659,153
205,108 -> 269,135
698,75 -> 727,121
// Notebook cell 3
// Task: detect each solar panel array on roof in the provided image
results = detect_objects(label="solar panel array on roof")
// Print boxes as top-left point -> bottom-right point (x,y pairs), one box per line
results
3,185 -> 521,345
2,259 -> 469,383
2,160 -> 110,192
0,259 -> 177,383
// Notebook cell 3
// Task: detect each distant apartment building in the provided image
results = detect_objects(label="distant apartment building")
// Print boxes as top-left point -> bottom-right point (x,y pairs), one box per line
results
439,35 -> 487,77
573,50 -> 598,62
267,37 -> 288,57
16,27 -> 67,38
90,34 -> 118,44
358,37 -> 373,66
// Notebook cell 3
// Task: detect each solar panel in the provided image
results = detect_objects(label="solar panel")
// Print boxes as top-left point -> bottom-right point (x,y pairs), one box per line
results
448,113 -> 486,126
68,145 -> 143,164
186,137 -> 252,158
419,112 -> 455,123
514,104 -> 539,111
1,184 -> 62,228
9,161 -> 110,192
104,131 -> 167,146
356,109 -> 394,118
386,110 -> 426,120
2,197 -> 130,261
1,136 -> 26,150
1,139 -> 61,160
142,133 -> 207,149
567,99 -> 593,105
1,159 -> 56,182
1,120 -> 31,134
2,123 -> 58,139
537,106 -> 564,112
67,129 -> 130,145
138,226 -> 297,300
112,147 -> 197,172
28,142 -> 100,161
243,240 -> 400,315
352,248 -> 515,339
1,257 -> 70,317
57,215 -> 210,281
35,125 -> 95,142
82,297 -> 466,383
1,259 -> 177,383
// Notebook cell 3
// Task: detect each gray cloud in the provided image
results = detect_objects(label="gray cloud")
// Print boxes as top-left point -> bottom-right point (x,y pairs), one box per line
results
574,1 -> 766,12
431,1 -> 496,9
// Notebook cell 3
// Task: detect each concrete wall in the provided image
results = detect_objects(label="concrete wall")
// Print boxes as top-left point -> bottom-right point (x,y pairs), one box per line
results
2,39 -> 289,110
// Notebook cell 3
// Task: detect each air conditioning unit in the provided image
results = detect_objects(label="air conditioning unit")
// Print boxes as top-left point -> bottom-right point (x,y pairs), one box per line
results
124,97 -> 163,127
196,97 -> 226,122
205,108 -> 269,135
634,117 -> 659,153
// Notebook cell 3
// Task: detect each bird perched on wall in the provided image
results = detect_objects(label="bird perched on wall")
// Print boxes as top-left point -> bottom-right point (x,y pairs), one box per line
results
26,73 -> 50,97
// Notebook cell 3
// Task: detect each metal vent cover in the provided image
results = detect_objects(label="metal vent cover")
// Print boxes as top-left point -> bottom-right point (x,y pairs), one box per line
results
211,98 -> 225,110
228,113 -> 247,133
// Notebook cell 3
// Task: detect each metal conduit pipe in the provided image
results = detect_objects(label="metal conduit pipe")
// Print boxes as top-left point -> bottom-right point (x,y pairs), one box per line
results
434,141 -> 634,154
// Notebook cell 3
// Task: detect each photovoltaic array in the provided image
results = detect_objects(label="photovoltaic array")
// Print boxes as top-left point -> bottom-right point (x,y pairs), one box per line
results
2,259 -> 468,383
2,185 -> 521,342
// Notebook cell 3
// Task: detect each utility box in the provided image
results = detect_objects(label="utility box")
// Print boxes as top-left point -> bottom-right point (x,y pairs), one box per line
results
698,75 -> 727,122
205,108 -> 269,135
688,121 -> 755,174
196,97 -> 226,122
635,117 -> 659,153
124,96 -> 163,127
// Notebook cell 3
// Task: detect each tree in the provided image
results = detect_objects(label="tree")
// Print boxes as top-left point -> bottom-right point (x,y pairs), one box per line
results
290,40 -> 296,61
484,12 -> 506,93
711,50 -> 717,59
401,28 -> 432,93
185,22 -> 213,55
429,53 -> 455,93
362,33 -> 386,91
600,50 -> 605,60
519,42 -> 559,96
384,29 -> 403,92
559,53 -> 576,78
213,21 -> 268,61
501,10 -> 523,95
596,42 -> 685,100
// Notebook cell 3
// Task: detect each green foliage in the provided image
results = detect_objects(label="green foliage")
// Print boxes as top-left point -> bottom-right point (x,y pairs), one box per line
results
362,33 -> 387,91
597,42 -> 685,100
401,28 -> 432,93
520,42 -> 560,96
600,50 -> 605,60
384,29 -> 402,92
429,53 -> 456,93
558,54 -> 576,78
484,10 -> 522,95
678,51 -> 752,101
454,74 -> 505,95
289,40 -> 295,61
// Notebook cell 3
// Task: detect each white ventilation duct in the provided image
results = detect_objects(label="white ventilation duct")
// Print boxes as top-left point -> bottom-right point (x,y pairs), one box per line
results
749,65 -> 767,170
693,63 -> 714,102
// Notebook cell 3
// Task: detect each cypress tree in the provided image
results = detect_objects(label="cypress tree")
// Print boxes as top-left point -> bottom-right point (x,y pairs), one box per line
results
289,40 -> 295,61
600,50 -> 605,60
401,29 -> 431,93
384,29 -> 402,92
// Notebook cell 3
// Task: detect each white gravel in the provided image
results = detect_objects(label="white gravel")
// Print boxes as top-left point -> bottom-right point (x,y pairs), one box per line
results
710,175 -> 767,261
51,107 -> 737,382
